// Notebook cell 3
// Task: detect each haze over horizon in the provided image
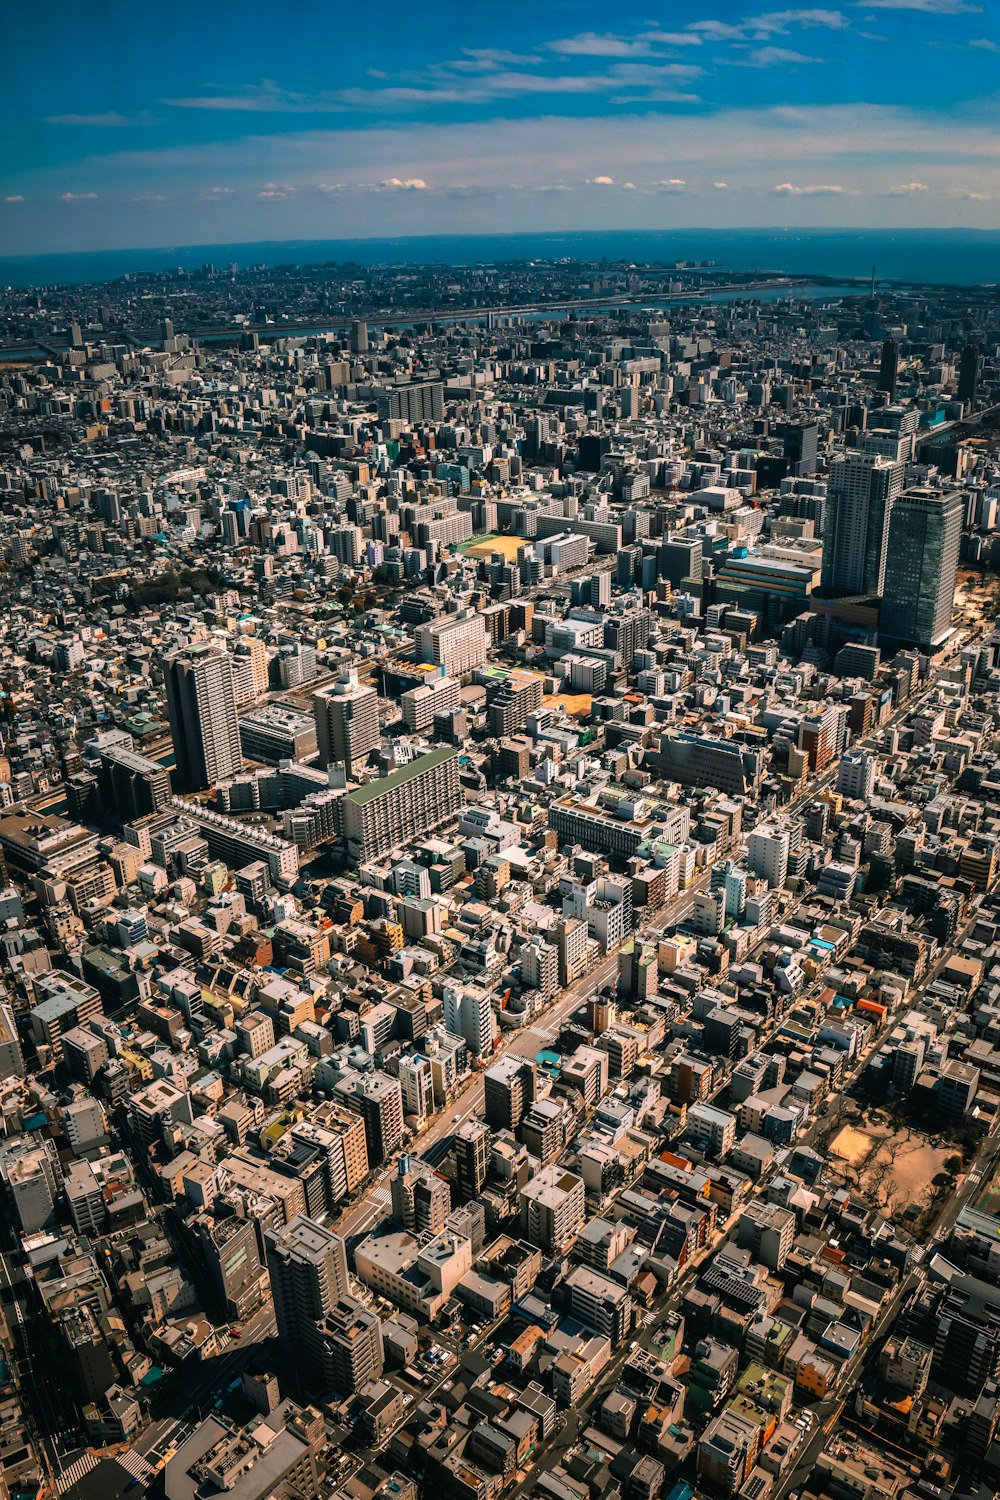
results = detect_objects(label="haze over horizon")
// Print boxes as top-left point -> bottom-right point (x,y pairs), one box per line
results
3,0 -> 1000,259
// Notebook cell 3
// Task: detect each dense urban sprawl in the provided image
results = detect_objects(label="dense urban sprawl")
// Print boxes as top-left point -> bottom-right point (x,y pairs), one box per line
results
0,259 -> 999,1500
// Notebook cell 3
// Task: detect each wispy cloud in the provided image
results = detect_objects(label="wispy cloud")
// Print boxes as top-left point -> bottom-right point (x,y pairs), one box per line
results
749,8 -> 849,31
969,36 -> 999,49
886,179 -> 929,192
735,46 -> 820,65
459,49 -> 530,67
771,180 -> 847,193
4,195 -> 24,203
686,20 -> 747,39
165,55 -> 703,116
546,33 -> 655,57
60,191 -> 98,200
861,0 -> 981,13
45,111 -> 139,127
638,31 -> 704,46
688,8 -> 847,39
545,28 -> 706,56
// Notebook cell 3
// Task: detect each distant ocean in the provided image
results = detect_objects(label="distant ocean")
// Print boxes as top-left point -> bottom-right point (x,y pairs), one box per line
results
2,228 -> 1000,290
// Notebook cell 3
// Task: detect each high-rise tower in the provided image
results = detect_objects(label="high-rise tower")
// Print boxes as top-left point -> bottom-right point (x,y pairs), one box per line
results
164,645 -> 241,791
878,337 -> 899,400
313,669 -> 379,775
822,452 -> 904,597
880,488 -> 963,651
265,1215 -> 349,1388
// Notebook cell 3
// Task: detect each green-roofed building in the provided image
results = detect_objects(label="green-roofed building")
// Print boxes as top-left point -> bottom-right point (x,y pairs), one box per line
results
342,747 -> 462,864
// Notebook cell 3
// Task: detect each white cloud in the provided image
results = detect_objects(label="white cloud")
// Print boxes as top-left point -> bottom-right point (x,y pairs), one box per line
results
886,180 -> 929,192
546,33 -> 653,57
460,48 -> 530,67
735,46 -> 820,65
589,175 -> 616,184
687,8 -> 847,39
546,29 -> 707,57
749,8 -> 849,31
47,100 -> 1000,228
622,180 -> 637,189
165,56 -> 702,116
969,36 -> 999,49
861,0 -> 981,12
639,31 -> 704,46
687,20 -> 747,38
771,180 -> 847,193
4,195 -> 24,203
379,177 -> 427,189
713,180 -> 730,188
45,111 -> 135,126
651,178 -> 688,189
60,191 -> 98,200
132,192 -> 169,201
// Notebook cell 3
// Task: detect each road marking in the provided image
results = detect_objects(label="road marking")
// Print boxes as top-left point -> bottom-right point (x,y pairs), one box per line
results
118,1449 -> 155,1482
57,1453 -> 99,1493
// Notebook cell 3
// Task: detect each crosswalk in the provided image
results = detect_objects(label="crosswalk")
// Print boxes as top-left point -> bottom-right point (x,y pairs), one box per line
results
118,1448 -> 155,1483
57,1446 -> 155,1495
57,1452 -> 99,1493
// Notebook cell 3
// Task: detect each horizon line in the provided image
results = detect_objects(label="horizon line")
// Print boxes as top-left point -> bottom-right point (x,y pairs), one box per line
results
5,222 -> 1000,268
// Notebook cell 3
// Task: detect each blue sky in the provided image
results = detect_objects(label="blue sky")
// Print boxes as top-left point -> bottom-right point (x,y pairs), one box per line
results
2,0 -> 1000,255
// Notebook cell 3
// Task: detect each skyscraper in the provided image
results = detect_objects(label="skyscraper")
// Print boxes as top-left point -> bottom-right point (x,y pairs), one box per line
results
453,1118 -> 490,1202
880,487 -> 963,651
959,342 -> 980,406
164,645 -> 241,791
265,1215 -> 349,1389
822,452 -> 904,597
878,337 -> 899,399
313,669 -> 380,775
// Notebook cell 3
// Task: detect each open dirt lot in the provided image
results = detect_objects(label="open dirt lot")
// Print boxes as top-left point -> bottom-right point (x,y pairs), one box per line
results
829,1120 -> 954,1215
462,534 -> 526,561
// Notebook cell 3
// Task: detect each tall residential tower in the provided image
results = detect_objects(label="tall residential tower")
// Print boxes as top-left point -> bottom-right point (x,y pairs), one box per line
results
880,488 -> 963,651
164,645 -> 241,791
822,452 -> 904,598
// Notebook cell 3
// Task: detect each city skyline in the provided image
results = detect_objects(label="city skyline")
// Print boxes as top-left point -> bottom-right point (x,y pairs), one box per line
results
3,0 -> 1000,257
